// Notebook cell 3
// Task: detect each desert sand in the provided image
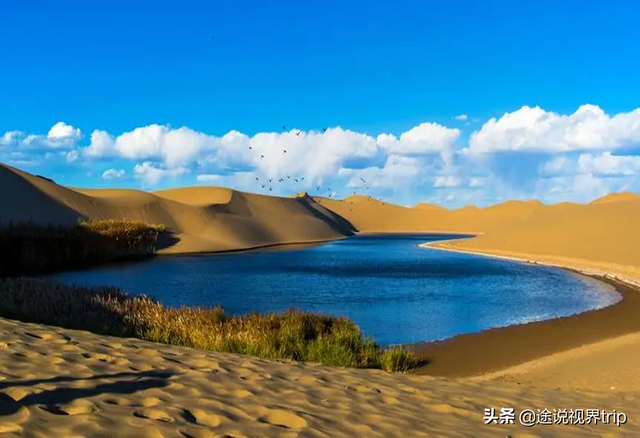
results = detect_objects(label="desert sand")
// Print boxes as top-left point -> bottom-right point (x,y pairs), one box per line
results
2,162 -> 640,436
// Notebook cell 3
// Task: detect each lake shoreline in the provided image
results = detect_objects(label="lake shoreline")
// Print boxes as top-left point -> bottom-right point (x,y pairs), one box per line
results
411,241 -> 640,377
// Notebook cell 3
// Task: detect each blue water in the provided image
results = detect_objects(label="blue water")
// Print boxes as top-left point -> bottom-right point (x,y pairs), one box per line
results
53,234 -> 620,345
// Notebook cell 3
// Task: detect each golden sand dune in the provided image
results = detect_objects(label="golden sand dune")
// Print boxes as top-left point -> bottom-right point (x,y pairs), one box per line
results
414,202 -> 448,212
440,197 -> 640,271
1,316 -> 636,437
590,191 -> 640,204
0,164 -> 355,253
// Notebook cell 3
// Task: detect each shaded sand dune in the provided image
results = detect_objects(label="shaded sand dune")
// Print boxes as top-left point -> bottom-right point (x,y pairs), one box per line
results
0,164 -> 356,253
1,317 -> 637,437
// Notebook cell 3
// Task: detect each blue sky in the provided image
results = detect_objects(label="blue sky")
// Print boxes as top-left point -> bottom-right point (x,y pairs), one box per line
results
2,0 -> 640,207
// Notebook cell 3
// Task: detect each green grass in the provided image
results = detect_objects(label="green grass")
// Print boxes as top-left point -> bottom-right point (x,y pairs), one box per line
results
0,219 -> 165,277
0,277 -> 418,371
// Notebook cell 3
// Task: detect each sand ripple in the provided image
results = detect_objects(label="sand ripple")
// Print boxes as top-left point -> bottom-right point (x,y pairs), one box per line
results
0,317 -> 638,437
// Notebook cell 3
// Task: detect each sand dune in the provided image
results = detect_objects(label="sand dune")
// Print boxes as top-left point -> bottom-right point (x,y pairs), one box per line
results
0,164 -> 355,254
1,316 -> 636,437
3,163 -> 640,435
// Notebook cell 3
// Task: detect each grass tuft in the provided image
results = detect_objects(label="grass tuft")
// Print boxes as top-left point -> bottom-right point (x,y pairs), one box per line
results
380,346 -> 419,372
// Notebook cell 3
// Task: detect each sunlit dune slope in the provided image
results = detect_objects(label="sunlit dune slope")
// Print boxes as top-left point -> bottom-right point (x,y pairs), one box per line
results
414,202 -> 448,212
442,197 -> 640,269
0,164 -> 355,253
590,191 -> 640,204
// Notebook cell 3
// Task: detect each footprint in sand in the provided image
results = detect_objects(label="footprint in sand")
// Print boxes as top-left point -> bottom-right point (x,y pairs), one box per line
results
4,387 -> 32,402
182,408 -> 223,427
133,408 -> 175,423
233,389 -> 253,399
260,409 -> 307,429
24,331 -> 53,340
178,427 -> 218,438
45,399 -> 97,416
427,403 -> 474,417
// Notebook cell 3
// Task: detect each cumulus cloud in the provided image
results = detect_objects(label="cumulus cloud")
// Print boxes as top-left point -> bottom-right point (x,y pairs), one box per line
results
196,174 -> 222,182
577,152 -> 640,176
433,176 -> 462,188
48,122 -> 81,141
455,114 -> 468,121
134,162 -> 189,187
469,105 -> 640,154
539,156 -> 574,177
376,123 -> 460,155
340,154 -> 422,190
101,168 -> 126,180
0,122 -> 81,151
4,104 -> 640,206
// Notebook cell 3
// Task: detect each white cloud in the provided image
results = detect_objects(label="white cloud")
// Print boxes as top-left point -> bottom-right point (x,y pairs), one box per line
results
101,168 -> 126,180
0,123 -> 81,150
539,156 -> 574,177
577,152 -> 640,176
134,162 -> 189,187
455,114 -> 468,121
376,123 -> 460,155
469,177 -> 486,187
433,176 -> 462,188
48,122 -> 81,141
66,150 -> 80,163
85,130 -> 115,157
0,130 -> 23,146
196,174 -> 222,182
341,155 -> 422,189
469,105 -> 640,154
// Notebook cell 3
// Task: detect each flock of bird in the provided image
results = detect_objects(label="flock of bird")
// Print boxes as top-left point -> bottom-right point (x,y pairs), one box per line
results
249,125 -> 341,197
210,35 -> 382,211
246,126 -> 384,213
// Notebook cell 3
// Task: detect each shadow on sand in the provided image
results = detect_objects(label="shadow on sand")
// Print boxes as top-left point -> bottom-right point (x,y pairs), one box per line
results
0,369 -> 176,417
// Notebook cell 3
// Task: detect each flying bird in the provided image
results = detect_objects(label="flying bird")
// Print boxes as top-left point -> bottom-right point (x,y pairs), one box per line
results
269,178 -> 272,183
322,127 -> 327,133
360,178 -> 366,183
249,146 -> 252,150
301,177 -> 305,181
295,131 -> 301,136
261,184 -> 265,188
255,177 -> 259,181
269,187 -> 273,192
287,175 -> 291,179
283,149 -> 287,154
282,125 -> 286,131
294,178 -> 299,183
261,155 -> 265,159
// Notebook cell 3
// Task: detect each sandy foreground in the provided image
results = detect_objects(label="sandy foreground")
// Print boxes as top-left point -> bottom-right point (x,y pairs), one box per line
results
1,316 -> 638,437
3,163 -> 640,435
